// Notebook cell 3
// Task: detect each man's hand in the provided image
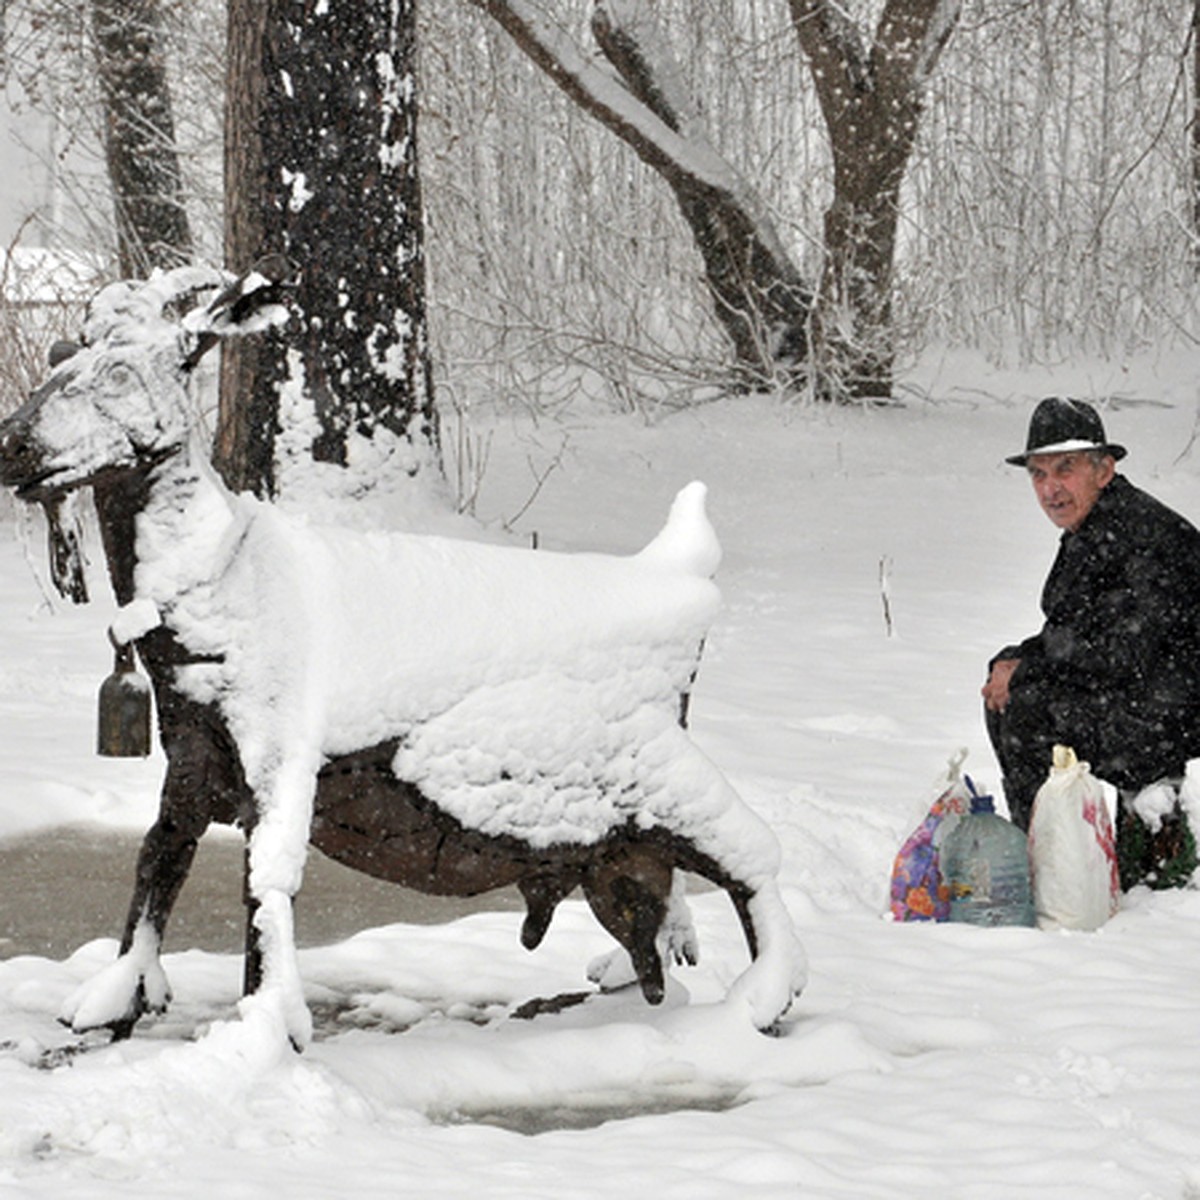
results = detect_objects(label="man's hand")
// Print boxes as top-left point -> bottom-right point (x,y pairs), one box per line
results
982,658 -> 1020,713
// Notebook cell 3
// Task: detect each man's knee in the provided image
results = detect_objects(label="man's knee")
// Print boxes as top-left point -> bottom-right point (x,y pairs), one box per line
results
984,683 -> 1062,830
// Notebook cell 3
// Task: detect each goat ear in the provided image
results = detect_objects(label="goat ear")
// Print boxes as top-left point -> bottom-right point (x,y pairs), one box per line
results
206,254 -> 296,332
181,256 -> 297,370
48,341 -> 82,367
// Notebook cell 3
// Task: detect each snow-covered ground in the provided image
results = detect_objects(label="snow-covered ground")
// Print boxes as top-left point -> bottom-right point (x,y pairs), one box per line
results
2,347 -> 1200,1198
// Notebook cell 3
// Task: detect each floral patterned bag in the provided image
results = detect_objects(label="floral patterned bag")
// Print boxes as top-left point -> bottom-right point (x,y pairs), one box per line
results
890,756 -> 973,922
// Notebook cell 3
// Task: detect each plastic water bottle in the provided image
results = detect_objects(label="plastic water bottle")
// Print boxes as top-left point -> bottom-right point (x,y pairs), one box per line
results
942,789 -> 1035,927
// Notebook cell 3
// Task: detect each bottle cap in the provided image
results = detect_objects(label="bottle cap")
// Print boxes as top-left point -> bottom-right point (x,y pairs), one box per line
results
965,775 -> 996,815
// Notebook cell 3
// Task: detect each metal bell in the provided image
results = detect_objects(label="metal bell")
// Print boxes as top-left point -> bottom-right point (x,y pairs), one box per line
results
97,636 -> 152,757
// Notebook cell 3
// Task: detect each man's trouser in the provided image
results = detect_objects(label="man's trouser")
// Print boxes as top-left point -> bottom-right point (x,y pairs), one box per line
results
984,678 -> 1182,831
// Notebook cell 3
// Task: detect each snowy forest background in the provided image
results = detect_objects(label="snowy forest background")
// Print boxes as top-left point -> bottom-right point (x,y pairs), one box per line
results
3,1 -> 1200,442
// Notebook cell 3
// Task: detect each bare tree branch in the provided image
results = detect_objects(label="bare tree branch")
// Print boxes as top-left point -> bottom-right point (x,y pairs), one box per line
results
470,0 -> 812,385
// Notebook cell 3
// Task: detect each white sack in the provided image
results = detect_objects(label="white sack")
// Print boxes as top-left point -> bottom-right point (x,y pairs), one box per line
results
1028,745 -> 1120,931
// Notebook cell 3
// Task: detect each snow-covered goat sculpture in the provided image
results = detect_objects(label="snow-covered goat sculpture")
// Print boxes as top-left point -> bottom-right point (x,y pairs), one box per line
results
0,265 -> 806,1047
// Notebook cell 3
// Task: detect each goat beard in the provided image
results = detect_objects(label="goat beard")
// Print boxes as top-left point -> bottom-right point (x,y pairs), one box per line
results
41,495 -> 89,605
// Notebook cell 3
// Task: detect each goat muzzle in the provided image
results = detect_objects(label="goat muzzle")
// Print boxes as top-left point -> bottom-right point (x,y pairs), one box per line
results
0,416 -> 47,498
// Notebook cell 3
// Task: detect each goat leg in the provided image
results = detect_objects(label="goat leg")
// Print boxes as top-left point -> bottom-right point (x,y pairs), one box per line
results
583,846 -> 672,1005
517,871 -> 581,950
58,710 -> 243,1038
57,808 -> 206,1037
236,750 -> 323,1050
242,843 -> 263,995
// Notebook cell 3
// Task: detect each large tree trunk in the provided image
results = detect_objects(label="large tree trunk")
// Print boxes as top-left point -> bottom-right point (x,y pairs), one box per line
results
217,0 -> 437,498
789,0 -> 960,399
217,0 -> 273,492
91,0 -> 193,276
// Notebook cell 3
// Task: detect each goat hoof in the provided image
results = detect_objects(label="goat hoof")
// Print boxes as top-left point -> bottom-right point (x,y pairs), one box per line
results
636,973 -> 666,1006
520,912 -> 550,950
57,1004 -> 140,1042
107,1013 -> 141,1042
57,958 -> 171,1038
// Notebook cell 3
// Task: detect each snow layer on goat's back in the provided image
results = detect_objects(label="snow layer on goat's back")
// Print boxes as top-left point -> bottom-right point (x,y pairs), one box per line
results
318,527 -> 719,726
315,528 -> 725,847
177,491 -> 734,851
394,674 -> 734,849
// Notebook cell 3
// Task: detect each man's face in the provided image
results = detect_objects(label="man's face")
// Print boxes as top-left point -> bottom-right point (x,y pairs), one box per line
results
1026,451 -> 1116,533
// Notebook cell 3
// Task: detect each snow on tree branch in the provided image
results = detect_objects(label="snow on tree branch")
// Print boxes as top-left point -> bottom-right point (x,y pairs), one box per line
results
468,0 -> 782,253
471,0 -> 803,355
914,0 -> 962,83
592,0 -> 699,139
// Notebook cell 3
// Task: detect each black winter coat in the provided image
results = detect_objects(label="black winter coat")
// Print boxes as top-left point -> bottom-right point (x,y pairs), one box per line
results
1002,474 -> 1200,787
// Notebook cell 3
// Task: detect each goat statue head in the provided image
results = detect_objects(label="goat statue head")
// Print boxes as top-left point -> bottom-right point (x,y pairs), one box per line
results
0,259 -> 292,601
0,258 -> 293,504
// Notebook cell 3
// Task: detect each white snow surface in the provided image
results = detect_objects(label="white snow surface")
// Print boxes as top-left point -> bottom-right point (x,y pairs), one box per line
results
3,347 -> 1200,1197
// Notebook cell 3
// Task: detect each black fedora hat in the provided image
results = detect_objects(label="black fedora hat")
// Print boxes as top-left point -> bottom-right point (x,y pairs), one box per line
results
1006,396 -> 1127,466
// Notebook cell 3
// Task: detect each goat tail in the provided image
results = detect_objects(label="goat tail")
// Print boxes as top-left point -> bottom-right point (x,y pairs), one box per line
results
636,481 -> 722,579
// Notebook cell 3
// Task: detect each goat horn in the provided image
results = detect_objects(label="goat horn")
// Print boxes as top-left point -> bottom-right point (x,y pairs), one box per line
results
48,341 -> 81,367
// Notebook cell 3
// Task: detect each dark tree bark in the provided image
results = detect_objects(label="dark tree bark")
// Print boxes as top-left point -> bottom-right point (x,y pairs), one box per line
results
590,5 -> 812,381
788,0 -> 960,398
473,0 -> 959,401
91,0 -> 193,277
218,0 -> 274,492
471,0 -> 811,388
217,0 -> 437,498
